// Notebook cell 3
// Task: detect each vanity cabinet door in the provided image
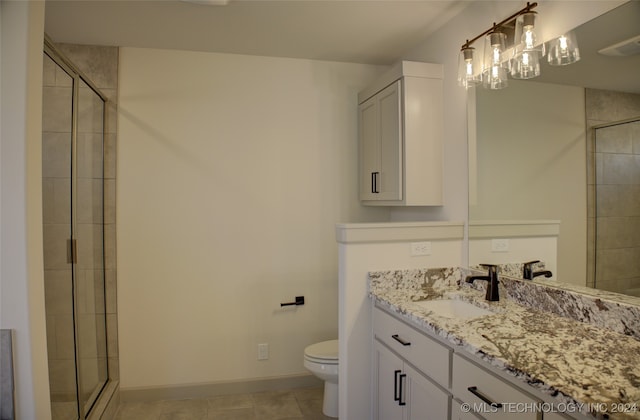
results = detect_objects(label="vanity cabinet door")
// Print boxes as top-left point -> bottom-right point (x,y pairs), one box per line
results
374,339 -> 404,420
374,339 -> 450,420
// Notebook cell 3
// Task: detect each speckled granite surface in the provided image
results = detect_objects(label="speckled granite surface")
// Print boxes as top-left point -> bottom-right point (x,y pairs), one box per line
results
369,267 -> 640,419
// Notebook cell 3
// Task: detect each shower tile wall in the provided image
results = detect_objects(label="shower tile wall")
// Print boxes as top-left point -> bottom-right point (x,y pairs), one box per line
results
44,43 -> 120,417
586,89 -> 640,294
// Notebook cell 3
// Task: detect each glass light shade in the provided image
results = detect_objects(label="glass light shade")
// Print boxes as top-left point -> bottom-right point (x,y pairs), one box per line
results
482,30 -> 509,90
511,11 -> 543,79
511,45 -> 541,79
457,46 -> 482,88
514,12 -> 545,56
547,31 -> 580,66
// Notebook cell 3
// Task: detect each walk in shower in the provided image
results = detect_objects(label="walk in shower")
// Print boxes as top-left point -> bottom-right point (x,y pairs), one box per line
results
594,117 -> 640,297
42,39 -> 109,419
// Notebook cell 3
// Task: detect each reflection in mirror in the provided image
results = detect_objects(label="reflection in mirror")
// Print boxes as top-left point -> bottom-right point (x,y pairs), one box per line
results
468,1 -> 640,298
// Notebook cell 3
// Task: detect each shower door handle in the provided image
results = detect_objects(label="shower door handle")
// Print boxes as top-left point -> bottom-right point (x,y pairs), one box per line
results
67,239 -> 77,264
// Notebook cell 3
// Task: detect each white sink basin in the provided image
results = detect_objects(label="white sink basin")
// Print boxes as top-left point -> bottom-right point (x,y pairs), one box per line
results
413,299 -> 494,319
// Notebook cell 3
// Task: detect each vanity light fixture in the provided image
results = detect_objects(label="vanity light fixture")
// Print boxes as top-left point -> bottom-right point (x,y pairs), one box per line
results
457,2 -> 580,89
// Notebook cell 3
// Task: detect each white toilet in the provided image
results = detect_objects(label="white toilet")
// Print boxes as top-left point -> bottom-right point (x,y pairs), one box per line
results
303,339 -> 339,418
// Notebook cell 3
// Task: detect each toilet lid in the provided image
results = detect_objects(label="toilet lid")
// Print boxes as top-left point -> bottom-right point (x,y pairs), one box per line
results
304,339 -> 338,361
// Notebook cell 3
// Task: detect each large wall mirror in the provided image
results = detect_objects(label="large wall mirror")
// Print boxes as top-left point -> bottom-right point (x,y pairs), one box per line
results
468,1 -> 640,297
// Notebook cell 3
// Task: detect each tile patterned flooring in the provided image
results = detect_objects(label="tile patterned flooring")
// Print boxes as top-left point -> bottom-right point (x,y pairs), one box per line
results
115,387 -> 334,420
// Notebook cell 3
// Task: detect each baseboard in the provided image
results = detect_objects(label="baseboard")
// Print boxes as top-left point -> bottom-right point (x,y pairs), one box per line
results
120,373 -> 322,403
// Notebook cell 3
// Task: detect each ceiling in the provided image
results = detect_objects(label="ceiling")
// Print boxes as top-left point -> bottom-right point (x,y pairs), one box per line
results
44,0 -> 467,66
44,1 -> 640,93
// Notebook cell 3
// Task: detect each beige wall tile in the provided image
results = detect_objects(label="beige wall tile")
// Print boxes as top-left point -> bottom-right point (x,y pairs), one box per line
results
43,224 -> 72,270
43,53 -> 56,86
42,86 -> 73,133
602,153 -> 640,184
595,123 -> 632,153
42,177 -> 71,224
42,132 -> 72,178
44,270 -> 73,316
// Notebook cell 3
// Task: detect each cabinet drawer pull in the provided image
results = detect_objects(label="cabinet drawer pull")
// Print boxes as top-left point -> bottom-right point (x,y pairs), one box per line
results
391,334 -> 411,346
393,369 -> 401,402
467,386 -> 503,408
399,373 -> 407,406
371,172 -> 380,193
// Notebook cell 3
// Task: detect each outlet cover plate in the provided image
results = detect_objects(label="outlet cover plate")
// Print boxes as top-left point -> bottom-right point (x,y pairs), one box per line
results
491,239 -> 510,252
258,343 -> 269,360
411,242 -> 432,256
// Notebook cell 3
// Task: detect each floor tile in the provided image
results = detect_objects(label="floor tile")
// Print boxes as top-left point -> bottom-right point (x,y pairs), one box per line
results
115,401 -> 164,420
115,386 -> 328,420
159,398 -> 207,420
207,393 -> 253,410
207,407 -> 256,420
252,390 -> 304,419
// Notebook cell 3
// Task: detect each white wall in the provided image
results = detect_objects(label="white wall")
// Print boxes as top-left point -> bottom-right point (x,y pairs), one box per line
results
117,47 -> 389,389
0,1 -> 51,418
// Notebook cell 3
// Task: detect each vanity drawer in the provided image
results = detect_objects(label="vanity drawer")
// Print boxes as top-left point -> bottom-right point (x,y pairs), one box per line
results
373,306 -> 451,387
452,353 -> 541,419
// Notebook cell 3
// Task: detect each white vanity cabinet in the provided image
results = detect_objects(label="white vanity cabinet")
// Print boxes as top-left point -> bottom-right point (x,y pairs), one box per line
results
358,61 -> 443,206
373,305 -> 574,420
373,307 -> 451,419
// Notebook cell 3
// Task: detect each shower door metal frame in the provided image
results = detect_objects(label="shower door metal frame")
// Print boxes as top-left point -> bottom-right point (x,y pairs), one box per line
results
43,35 -> 109,420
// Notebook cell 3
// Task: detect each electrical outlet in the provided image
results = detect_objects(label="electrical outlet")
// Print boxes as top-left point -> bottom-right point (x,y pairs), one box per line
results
258,343 -> 269,360
491,239 -> 510,252
410,241 -> 432,256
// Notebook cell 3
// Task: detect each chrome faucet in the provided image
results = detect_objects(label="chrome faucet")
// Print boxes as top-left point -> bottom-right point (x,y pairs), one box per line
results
522,260 -> 553,280
466,264 -> 500,302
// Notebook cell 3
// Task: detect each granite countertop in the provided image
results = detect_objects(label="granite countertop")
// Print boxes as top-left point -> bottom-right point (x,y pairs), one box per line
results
369,267 -> 640,419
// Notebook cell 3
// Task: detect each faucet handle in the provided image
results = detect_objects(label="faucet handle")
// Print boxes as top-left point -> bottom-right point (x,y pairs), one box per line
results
522,260 -> 540,280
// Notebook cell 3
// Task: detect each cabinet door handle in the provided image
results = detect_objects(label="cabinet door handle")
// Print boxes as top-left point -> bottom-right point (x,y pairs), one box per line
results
391,334 -> 411,346
371,171 -> 380,193
467,386 -> 503,408
398,373 -> 407,406
393,369 -> 401,402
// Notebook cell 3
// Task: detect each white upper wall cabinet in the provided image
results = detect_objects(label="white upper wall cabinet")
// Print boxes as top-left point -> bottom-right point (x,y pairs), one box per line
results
358,61 -> 444,206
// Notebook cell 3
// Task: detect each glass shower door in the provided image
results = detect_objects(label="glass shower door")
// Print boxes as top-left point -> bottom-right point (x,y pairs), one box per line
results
42,51 -> 79,420
75,79 -> 108,415
42,47 -> 109,419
